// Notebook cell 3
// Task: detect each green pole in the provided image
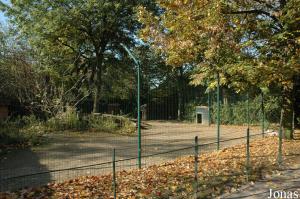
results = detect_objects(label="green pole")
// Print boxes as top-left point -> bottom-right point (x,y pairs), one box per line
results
113,149 -> 116,199
208,90 -> 211,126
217,73 -> 220,150
121,44 -> 142,169
261,92 -> 265,137
247,92 -> 250,130
246,128 -> 250,180
194,136 -> 199,197
278,126 -> 283,166
246,92 -> 251,181
137,57 -> 141,169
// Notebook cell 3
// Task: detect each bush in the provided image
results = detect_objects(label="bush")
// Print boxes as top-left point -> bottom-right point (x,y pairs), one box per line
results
89,115 -> 118,132
45,107 -> 89,132
0,107 -> 136,147
0,124 -> 25,145
183,101 -> 197,122
89,114 -> 136,135
182,95 -> 280,126
0,117 -> 44,147
44,106 -> 136,134
211,95 -> 280,125
119,117 -> 136,135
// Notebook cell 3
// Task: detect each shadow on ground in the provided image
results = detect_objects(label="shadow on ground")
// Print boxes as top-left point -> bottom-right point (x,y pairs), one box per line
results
0,148 -> 51,191
0,122 -> 261,191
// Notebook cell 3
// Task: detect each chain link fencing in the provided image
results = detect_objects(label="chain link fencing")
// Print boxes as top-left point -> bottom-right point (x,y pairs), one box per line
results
0,83 -> 293,196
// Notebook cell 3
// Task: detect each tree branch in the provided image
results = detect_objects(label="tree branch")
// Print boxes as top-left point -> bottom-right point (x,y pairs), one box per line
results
73,91 -> 91,108
64,74 -> 86,95
223,9 -> 283,29
56,38 -> 89,59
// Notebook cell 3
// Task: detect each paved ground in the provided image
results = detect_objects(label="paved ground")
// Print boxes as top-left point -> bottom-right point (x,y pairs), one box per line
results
0,121 -> 261,191
221,157 -> 300,199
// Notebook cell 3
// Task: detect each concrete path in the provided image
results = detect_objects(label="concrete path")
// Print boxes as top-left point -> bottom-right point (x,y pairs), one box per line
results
0,121 -> 261,191
221,157 -> 300,199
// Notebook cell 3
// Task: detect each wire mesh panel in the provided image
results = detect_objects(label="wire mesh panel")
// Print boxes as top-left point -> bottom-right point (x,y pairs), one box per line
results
1,133 -> 300,198
0,79 -> 286,193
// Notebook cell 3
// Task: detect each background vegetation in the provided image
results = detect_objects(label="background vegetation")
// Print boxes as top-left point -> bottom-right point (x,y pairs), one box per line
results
0,0 -> 299,146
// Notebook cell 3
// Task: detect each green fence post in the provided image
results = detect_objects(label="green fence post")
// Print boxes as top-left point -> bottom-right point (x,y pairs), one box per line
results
246,128 -> 250,181
194,136 -> 199,198
278,127 -> 283,166
208,90 -> 211,126
261,92 -> 265,137
217,73 -> 220,150
137,56 -> 142,169
247,92 -> 250,129
113,149 -> 117,199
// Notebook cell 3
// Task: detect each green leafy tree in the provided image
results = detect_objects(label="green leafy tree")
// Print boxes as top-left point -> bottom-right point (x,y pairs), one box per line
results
0,27 -> 36,105
0,26 -> 66,116
2,0 -> 156,113
138,0 -> 300,132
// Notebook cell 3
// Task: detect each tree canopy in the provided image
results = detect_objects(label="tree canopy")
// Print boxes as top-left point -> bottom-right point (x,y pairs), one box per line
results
0,0 -> 299,128
138,0 -> 300,93
2,0 -> 157,112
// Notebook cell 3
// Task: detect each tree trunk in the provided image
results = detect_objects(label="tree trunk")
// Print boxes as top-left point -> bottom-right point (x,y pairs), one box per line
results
92,45 -> 105,114
282,87 -> 294,139
222,88 -> 228,105
280,103 -> 284,147
177,92 -> 182,120
92,72 -> 99,113
177,67 -> 185,120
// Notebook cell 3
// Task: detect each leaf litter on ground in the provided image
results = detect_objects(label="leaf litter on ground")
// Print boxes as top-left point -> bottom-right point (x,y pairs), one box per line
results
1,137 -> 300,199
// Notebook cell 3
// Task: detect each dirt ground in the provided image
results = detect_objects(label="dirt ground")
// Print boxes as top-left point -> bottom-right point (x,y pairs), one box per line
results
0,121 -> 262,191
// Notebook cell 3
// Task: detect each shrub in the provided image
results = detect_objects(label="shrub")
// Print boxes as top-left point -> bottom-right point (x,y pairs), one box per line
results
0,124 -> 25,145
210,95 -> 280,126
44,106 -> 136,135
0,107 -> 136,148
117,116 -> 136,135
0,117 -> 44,147
89,115 -> 118,132
89,114 -> 136,135
183,101 -> 197,122
45,106 -> 89,131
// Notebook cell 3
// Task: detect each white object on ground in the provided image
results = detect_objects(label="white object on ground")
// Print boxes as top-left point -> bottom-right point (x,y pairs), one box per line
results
266,129 -> 278,137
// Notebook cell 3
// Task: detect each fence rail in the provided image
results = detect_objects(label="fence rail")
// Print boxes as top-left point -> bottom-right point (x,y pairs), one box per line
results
0,89 -> 292,197
0,132 -> 268,191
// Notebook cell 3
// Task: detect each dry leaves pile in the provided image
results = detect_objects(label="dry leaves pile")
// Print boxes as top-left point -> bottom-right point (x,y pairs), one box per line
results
1,137 -> 300,199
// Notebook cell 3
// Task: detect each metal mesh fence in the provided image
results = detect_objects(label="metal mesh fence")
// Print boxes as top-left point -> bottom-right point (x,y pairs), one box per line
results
0,129 -> 264,191
0,83 -> 289,194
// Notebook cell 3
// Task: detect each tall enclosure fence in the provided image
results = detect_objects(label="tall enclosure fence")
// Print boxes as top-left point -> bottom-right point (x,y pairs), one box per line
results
209,94 -> 281,127
1,132 -> 299,198
0,85 -> 285,193
111,134 -> 299,199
